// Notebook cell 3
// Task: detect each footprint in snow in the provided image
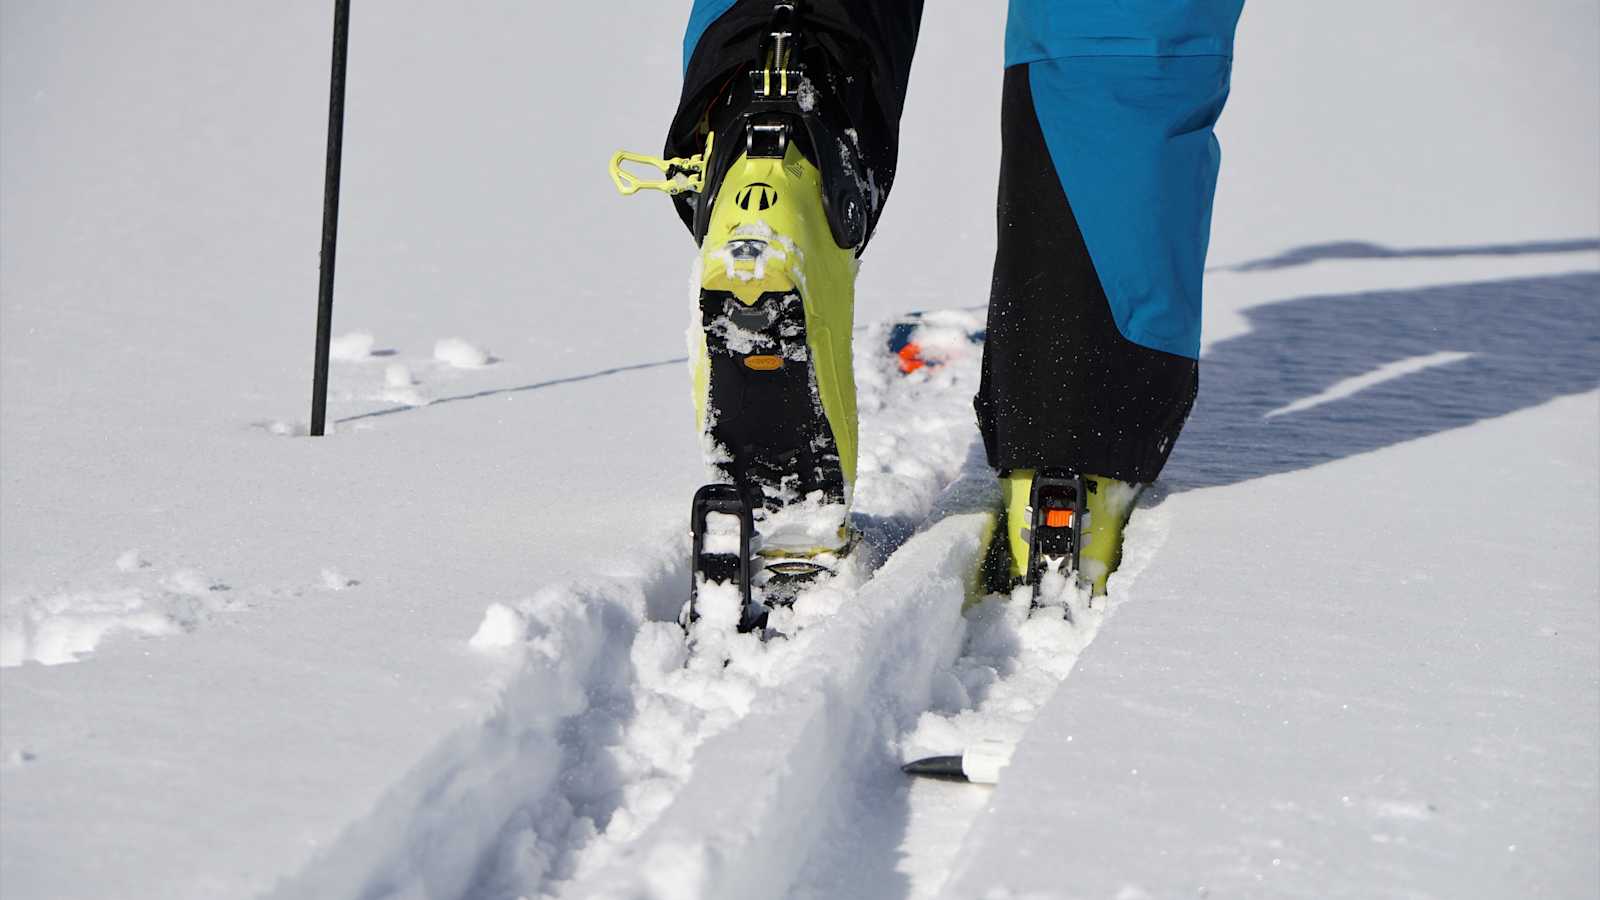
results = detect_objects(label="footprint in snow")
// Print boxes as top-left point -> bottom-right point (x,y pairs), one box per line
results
0,558 -> 242,668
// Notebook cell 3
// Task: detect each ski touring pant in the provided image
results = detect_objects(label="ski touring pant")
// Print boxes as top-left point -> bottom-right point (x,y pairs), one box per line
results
670,0 -> 1244,484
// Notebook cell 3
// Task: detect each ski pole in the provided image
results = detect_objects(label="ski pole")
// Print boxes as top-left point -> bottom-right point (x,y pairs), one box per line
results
310,0 -> 351,437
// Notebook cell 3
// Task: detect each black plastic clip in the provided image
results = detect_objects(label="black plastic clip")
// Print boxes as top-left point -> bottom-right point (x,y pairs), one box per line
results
688,483 -> 759,631
1026,469 -> 1085,614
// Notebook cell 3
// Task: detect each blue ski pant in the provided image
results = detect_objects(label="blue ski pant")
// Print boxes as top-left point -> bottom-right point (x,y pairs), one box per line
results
671,0 -> 1244,483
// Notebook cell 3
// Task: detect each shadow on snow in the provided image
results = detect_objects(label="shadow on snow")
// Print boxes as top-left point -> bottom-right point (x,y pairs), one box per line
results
334,356 -> 688,425
1221,236 -> 1600,272
336,254 -> 1599,500
1165,270 -> 1600,492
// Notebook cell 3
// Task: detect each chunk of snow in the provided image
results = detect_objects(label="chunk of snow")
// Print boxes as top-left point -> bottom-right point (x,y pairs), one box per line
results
383,363 -> 414,388
329,331 -> 377,361
698,511 -> 745,555
434,338 -> 490,368
381,362 -> 426,405
160,568 -> 228,597
796,76 -> 818,112
114,549 -> 149,572
630,622 -> 689,685
469,602 -> 527,650
320,569 -> 357,591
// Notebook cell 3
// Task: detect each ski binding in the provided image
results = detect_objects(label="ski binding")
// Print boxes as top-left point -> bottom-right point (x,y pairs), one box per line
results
687,483 -> 764,633
1025,468 -> 1088,618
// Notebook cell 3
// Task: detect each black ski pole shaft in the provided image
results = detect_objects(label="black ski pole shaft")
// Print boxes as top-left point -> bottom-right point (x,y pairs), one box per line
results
310,0 -> 351,437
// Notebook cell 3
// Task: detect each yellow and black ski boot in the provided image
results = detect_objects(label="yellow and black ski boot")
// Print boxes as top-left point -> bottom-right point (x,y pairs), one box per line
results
611,6 -> 872,627
993,469 -> 1143,612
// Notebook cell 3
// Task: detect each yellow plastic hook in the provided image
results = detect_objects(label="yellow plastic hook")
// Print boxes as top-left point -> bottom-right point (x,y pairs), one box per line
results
608,133 -> 714,197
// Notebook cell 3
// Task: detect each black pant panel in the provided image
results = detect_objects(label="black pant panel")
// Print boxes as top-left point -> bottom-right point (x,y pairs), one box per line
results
671,10 -> 1200,484
974,65 -> 1198,484
666,0 -> 925,244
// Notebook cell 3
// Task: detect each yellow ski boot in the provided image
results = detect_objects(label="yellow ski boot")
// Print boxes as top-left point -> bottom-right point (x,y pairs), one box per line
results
611,19 -> 873,620
997,469 -> 1143,602
689,132 -> 859,591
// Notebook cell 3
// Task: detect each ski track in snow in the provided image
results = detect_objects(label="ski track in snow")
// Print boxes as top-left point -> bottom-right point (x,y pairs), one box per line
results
257,277 -> 1598,899
861,493 -> 1173,900
267,310 -> 1073,900
266,309 -> 1170,900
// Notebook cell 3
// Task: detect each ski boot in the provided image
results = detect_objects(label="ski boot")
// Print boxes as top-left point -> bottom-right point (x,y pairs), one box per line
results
994,469 -> 1143,613
610,4 -> 870,631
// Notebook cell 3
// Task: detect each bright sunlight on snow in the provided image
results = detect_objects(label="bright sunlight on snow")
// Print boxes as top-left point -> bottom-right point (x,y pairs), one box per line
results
1,2 -> 1595,899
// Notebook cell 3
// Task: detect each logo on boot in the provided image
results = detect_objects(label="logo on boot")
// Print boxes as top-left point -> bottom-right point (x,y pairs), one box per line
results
736,183 -> 778,211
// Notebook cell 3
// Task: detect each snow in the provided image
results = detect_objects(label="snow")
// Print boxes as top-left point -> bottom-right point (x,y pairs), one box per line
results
707,222 -> 789,286
938,393 -> 1600,900
1262,350 -> 1475,419
1,561 -> 239,668
433,337 -> 493,369
328,331 -> 378,361
2,1 -> 1596,899
319,568 -> 358,591
383,362 -> 414,388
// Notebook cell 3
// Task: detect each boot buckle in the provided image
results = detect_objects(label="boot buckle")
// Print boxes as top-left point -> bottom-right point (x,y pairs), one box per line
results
608,132 -> 714,196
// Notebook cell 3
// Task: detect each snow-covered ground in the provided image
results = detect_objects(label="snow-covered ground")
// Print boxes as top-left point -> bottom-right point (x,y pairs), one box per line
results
2,2 -> 1595,899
